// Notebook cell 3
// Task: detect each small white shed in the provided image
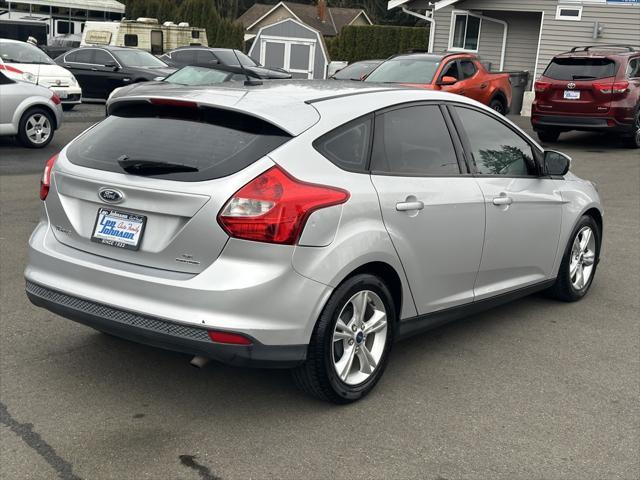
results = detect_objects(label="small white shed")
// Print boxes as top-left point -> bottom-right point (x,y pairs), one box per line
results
248,18 -> 329,79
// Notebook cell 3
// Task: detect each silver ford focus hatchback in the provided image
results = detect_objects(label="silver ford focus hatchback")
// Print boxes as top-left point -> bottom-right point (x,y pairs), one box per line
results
26,82 -> 603,403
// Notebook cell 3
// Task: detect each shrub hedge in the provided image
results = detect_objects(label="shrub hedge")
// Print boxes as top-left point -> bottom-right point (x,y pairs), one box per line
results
326,25 -> 430,63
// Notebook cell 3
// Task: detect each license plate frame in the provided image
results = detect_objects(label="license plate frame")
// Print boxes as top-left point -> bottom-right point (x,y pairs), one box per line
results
52,89 -> 68,99
563,90 -> 581,100
91,208 -> 147,251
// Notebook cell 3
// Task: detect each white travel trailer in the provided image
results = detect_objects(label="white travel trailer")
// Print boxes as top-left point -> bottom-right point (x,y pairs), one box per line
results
0,0 -> 125,43
81,18 -> 208,55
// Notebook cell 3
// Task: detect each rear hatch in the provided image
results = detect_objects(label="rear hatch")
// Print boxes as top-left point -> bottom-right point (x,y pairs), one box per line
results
47,100 -> 292,274
538,57 -> 618,115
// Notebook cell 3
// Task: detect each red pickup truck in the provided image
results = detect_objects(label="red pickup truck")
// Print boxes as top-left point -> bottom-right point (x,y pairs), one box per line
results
365,52 -> 513,114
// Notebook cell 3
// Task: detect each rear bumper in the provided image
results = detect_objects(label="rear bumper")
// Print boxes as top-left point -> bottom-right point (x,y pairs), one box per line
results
25,218 -> 332,366
26,281 -> 306,368
531,113 -> 635,133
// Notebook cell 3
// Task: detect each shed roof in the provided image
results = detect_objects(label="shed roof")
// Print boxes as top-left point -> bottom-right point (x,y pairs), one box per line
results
237,1 -> 371,37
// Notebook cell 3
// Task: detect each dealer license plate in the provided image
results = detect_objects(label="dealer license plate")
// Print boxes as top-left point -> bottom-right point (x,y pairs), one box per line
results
91,208 -> 146,251
564,90 -> 580,100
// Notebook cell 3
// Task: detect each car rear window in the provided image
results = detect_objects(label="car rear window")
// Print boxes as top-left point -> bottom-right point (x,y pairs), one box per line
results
66,104 -> 291,181
543,58 -> 617,80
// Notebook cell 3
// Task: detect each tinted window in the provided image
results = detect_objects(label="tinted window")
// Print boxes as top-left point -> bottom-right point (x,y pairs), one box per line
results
627,58 -> 640,78
191,30 -> 199,39
93,50 -> 114,66
332,61 -> 380,80
455,107 -> 536,176
124,34 -> 138,47
371,105 -> 460,175
172,50 -> 196,64
365,58 -> 440,84
314,116 -> 372,172
194,49 -> 216,64
67,105 -> 291,182
460,60 -> 477,79
66,48 -> 94,63
544,58 -> 616,80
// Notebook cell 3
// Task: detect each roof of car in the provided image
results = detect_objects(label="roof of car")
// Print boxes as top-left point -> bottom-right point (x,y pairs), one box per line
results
107,81 -> 425,135
555,45 -> 639,58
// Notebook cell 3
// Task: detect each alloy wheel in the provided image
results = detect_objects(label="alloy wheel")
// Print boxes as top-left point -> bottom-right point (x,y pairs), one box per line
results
569,226 -> 596,290
332,290 -> 388,386
25,113 -> 51,145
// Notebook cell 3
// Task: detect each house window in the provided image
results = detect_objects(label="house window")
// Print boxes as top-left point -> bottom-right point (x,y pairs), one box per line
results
450,13 -> 481,51
556,6 -> 582,21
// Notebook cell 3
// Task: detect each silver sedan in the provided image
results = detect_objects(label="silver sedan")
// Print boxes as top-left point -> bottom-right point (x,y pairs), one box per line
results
0,71 -> 63,148
25,82 -> 602,403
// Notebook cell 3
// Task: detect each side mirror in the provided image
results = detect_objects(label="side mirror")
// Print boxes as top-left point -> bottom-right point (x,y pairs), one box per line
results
544,150 -> 571,176
439,75 -> 458,86
105,62 -> 119,71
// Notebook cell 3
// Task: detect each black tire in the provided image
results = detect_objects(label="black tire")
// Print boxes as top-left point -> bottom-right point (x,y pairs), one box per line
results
546,215 -> 601,302
62,104 -> 75,112
489,97 -> 507,115
537,129 -> 561,143
292,274 -> 396,404
17,107 -> 54,148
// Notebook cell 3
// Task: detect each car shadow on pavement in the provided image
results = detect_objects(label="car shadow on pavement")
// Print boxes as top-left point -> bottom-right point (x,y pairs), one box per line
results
42,292 -> 564,414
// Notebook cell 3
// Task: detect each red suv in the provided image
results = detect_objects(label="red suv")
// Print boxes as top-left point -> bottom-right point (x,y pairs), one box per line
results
532,45 -> 640,148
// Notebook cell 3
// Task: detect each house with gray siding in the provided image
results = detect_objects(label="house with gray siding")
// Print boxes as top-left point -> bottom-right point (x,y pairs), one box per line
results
389,0 -> 640,88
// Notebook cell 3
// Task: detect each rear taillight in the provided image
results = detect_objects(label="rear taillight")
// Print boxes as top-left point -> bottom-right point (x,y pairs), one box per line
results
593,81 -> 629,94
218,165 -> 349,245
40,153 -> 58,201
535,81 -> 551,93
208,330 -> 252,345
51,93 -> 61,105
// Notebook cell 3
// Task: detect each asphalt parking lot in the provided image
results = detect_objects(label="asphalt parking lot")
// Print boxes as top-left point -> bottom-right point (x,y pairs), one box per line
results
1,104 -> 638,480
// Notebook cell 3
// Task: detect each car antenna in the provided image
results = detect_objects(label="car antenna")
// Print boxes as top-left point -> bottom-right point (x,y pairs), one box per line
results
231,49 -> 262,86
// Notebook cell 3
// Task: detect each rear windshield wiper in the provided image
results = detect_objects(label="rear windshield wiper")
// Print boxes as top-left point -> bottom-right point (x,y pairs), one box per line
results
117,155 -> 198,175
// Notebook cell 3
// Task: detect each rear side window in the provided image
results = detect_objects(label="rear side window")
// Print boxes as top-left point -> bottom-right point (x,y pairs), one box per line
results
66,49 -> 94,63
543,58 -> 617,80
371,105 -> 460,176
627,58 -> 640,78
314,116 -> 372,172
67,105 -> 291,182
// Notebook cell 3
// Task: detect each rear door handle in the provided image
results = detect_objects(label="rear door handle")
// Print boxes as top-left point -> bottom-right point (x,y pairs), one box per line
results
480,83 -> 488,89
396,201 -> 425,211
492,195 -> 513,206
90,67 -> 98,71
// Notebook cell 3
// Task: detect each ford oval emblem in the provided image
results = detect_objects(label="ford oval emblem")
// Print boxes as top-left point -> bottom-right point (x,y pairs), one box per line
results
98,188 -> 124,204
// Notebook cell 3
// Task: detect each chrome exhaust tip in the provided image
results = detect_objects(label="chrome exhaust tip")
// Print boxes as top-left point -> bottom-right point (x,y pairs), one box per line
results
190,355 -> 210,368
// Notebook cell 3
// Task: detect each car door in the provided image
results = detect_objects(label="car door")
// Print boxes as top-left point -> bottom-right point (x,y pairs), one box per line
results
438,59 -> 464,95
62,49 -> 96,96
370,103 -> 485,314
0,73 -> 22,129
450,105 -> 563,299
457,59 -> 487,103
92,49 -> 128,98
